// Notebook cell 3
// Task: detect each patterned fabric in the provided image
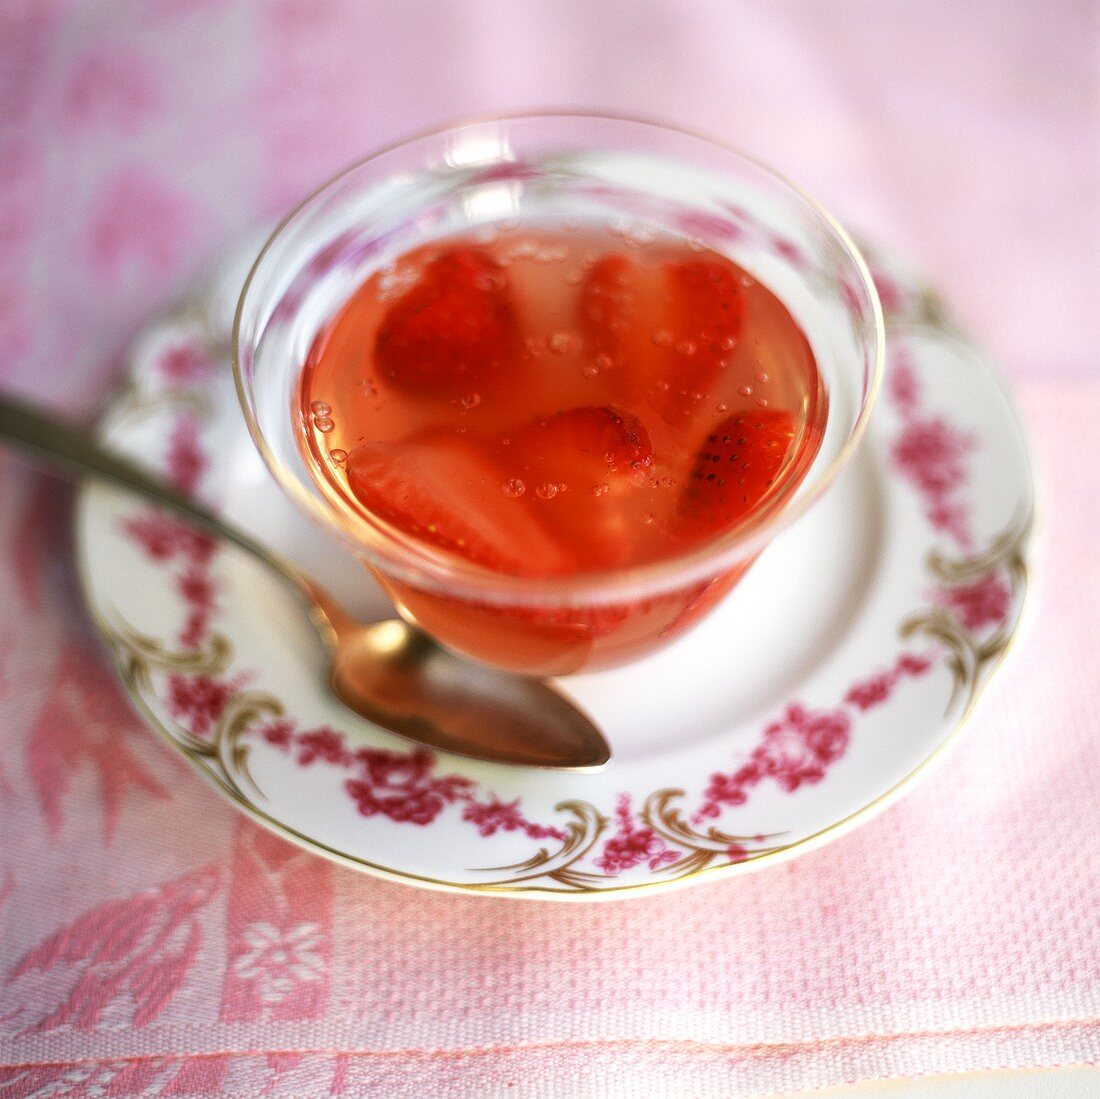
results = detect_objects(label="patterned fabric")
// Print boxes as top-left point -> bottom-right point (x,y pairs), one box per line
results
0,1 -> 1096,1095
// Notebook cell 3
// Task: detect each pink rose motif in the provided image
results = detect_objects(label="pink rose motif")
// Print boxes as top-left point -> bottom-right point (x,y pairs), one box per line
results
887,356 -> 977,549
593,794 -> 679,875
259,719 -> 295,750
694,651 -> 931,826
120,406 -> 219,647
696,770 -> 751,818
802,710 -> 851,765
940,572 -> 1011,632
232,716 -> 565,840
752,717 -> 819,789
844,652 -> 935,713
166,414 -> 207,493
460,797 -> 565,841
123,507 -> 215,566
345,781 -> 449,826
177,565 -> 216,610
166,673 -> 239,737
698,702 -> 853,815
355,746 -> 437,789
158,340 -> 213,384
296,728 -> 351,767
927,501 -> 970,545
888,357 -> 920,412
124,511 -> 207,561
845,672 -> 894,711
897,653 -> 932,676
893,418 -> 971,496
343,746 -> 473,826
595,829 -> 672,874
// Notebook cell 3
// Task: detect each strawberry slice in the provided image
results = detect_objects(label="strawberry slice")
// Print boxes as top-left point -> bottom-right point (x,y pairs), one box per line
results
579,254 -> 640,370
655,258 -> 747,422
666,259 -> 745,353
679,410 -> 798,535
345,432 -> 571,577
504,406 -> 654,569
579,254 -> 746,422
374,248 -> 517,395
510,405 -> 654,477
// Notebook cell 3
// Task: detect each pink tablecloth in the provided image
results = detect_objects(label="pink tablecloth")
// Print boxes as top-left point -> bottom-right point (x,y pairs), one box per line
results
1,2 -> 1097,1095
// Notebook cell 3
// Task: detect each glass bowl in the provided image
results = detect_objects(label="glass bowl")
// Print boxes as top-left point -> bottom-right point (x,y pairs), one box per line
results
233,112 -> 884,675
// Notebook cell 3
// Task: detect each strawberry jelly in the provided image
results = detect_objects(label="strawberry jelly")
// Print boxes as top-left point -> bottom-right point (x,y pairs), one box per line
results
297,223 -> 826,674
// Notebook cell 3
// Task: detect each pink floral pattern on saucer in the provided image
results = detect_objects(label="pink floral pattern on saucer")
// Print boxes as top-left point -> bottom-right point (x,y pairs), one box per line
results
74,244 -> 1034,896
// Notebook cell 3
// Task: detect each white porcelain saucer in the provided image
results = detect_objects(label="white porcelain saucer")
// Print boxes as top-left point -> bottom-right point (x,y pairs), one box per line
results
76,243 -> 1035,898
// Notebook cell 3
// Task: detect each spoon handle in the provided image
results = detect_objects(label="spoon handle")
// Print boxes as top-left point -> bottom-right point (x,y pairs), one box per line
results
0,394 -> 286,574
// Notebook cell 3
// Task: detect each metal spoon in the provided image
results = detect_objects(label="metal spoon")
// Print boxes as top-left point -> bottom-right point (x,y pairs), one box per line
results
0,395 -> 610,770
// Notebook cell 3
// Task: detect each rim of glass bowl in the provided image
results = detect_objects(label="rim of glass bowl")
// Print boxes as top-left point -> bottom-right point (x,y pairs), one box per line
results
232,110 -> 885,608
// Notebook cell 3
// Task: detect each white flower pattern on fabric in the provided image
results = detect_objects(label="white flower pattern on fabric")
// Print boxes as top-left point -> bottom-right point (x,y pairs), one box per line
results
233,921 -> 325,1004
